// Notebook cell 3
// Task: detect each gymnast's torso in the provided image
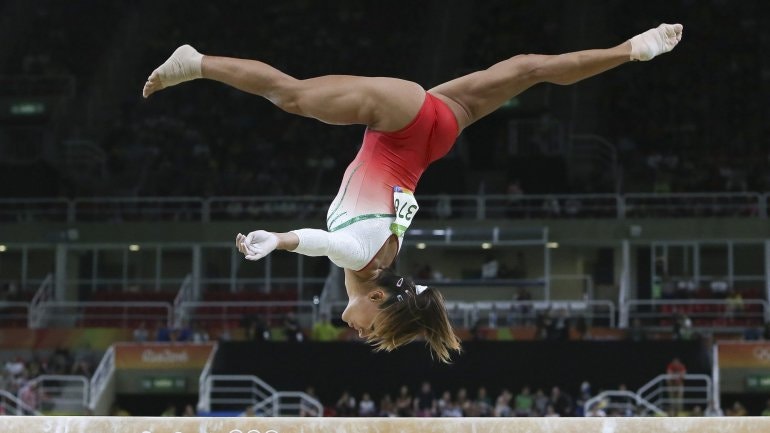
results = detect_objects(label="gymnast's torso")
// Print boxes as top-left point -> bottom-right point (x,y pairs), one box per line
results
325,92 -> 458,271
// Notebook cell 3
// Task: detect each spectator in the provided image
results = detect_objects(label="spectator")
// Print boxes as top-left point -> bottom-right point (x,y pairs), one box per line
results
335,391 -> 356,417
727,401 -> 747,416
311,314 -> 339,342
544,404 -> 560,417
493,389 -> 512,417
182,404 -> 197,416
514,386 -> 534,416
413,381 -> 436,417
455,388 -> 472,416
133,321 -> 150,342
71,360 -> 92,377
395,385 -> 413,417
161,404 -> 176,416
300,386 -> 320,417
550,387 -> 573,417
358,393 -> 377,417
627,318 -> 647,342
192,322 -> 210,343
481,254 -> 500,279
474,387 -> 493,417
18,381 -> 40,411
155,322 -> 171,342
690,405 -> 703,417
533,388 -> 549,416
666,358 -> 687,415
379,394 -> 397,417
438,391 -> 462,417
283,311 -> 303,342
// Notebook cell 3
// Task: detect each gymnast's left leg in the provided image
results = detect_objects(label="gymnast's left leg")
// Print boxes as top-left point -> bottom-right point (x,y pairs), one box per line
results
429,23 -> 683,131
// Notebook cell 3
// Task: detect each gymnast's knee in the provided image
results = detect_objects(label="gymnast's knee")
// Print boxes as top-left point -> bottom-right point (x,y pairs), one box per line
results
267,77 -> 305,115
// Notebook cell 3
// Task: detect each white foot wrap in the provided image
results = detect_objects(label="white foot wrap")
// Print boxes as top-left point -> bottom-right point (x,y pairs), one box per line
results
629,23 -> 683,61
143,45 -> 203,97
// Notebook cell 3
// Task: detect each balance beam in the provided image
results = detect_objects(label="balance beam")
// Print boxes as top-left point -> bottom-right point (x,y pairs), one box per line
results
0,416 -> 767,433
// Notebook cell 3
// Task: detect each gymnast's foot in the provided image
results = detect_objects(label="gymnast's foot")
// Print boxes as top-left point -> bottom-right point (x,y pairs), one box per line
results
142,44 -> 203,98
629,23 -> 683,61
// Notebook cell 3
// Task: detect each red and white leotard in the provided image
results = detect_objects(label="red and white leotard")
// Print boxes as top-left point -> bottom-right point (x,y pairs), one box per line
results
292,92 -> 458,270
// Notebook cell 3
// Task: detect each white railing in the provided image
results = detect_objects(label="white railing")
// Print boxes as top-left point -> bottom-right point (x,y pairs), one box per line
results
1,192 -> 767,222
625,299 -> 769,331
327,299 -> 616,329
174,274 -> 195,328
31,301 -> 172,329
0,389 -> 41,415
584,390 -> 665,416
637,374 -> 713,413
197,343 -> 219,414
584,374 -> 712,417
178,301 -> 319,328
0,301 -> 30,327
28,375 -> 89,414
251,391 -> 323,417
89,345 -> 115,411
29,273 -> 54,328
203,375 -> 322,417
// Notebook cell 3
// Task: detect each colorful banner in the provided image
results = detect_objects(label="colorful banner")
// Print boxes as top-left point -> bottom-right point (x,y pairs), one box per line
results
718,342 -> 770,369
0,328 -> 133,350
114,342 -> 215,370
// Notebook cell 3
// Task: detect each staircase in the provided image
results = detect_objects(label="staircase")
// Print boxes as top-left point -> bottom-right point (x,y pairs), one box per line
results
198,375 -> 322,417
584,374 -> 713,416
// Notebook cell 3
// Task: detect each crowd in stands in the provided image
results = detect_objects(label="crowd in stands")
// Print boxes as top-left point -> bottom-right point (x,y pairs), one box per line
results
0,347 -> 96,413
1,1 -> 769,199
292,379 -> 762,417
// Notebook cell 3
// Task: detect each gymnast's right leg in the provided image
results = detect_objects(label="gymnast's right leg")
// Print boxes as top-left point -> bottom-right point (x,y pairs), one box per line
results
142,46 -> 425,133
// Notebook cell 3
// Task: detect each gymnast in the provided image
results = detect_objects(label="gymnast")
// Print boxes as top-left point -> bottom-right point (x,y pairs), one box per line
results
143,23 -> 683,362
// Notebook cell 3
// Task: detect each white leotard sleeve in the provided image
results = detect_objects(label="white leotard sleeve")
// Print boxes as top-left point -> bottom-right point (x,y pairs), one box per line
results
290,228 -> 369,271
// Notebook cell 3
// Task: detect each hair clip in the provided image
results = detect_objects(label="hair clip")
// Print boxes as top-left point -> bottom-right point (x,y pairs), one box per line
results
415,285 -> 428,295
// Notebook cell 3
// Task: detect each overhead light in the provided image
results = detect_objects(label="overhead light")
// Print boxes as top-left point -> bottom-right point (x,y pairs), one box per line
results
432,230 -> 446,236
0,245 -> 6,252
128,244 -> 141,252
416,243 -> 427,250
547,242 -> 559,249
481,243 -> 492,250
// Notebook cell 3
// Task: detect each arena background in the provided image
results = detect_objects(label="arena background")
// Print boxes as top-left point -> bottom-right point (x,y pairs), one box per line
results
1,0 -> 770,420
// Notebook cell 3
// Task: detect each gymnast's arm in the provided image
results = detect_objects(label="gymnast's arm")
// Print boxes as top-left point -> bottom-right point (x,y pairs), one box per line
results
236,229 -> 367,269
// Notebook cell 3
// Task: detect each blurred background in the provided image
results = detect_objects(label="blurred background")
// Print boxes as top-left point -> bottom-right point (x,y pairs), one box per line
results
1,0 -> 769,420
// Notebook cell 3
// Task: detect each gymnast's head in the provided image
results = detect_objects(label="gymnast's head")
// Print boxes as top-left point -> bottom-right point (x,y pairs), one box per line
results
341,267 -> 461,363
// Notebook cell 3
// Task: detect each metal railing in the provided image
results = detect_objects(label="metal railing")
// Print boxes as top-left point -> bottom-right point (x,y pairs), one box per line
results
584,374 -> 712,417
625,299 -> 769,331
89,345 -> 115,411
637,374 -> 713,414
0,302 -> 30,327
197,344 -> 219,414
173,274 -> 195,328
27,375 -> 89,414
0,389 -> 41,416
177,301 -> 319,329
328,299 -> 616,329
28,274 -> 54,328
1,192 -> 767,223
202,375 -> 322,417
584,390 -> 665,417
30,301 -> 172,329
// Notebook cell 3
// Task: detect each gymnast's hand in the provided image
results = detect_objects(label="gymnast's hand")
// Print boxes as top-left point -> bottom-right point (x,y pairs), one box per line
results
236,230 -> 279,261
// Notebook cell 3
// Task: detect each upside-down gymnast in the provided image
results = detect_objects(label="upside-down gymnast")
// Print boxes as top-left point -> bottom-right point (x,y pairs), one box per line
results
143,23 -> 683,362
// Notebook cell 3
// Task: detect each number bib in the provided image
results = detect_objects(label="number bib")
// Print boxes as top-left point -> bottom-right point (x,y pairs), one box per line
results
390,186 -> 419,237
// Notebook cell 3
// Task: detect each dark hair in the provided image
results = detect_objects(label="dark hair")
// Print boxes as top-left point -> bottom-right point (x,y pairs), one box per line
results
366,268 -> 461,363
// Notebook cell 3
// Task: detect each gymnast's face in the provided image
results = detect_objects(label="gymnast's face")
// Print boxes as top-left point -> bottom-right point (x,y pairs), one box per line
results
341,276 -> 385,338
